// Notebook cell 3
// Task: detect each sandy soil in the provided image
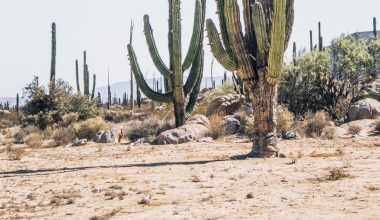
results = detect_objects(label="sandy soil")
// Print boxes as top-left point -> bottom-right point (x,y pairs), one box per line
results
1,136 -> 380,220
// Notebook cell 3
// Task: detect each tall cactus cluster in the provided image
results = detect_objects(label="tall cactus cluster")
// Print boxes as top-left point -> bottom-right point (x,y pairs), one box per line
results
75,51 -> 96,99
206,0 -> 294,157
128,0 -> 206,127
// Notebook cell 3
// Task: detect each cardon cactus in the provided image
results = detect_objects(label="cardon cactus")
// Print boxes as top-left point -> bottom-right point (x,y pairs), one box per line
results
49,22 -> 56,93
16,93 -> 19,113
75,51 -> 96,99
206,0 -> 294,157
128,0 -> 206,127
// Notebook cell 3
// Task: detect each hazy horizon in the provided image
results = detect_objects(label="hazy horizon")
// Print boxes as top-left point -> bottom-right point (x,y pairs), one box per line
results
0,0 -> 379,97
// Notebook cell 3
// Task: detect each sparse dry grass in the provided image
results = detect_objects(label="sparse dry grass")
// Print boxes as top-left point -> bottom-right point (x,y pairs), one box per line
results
302,111 -> 330,138
52,127 -> 76,146
207,114 -> 225,140
322,126 -> 336,140
326,167 -> 349,181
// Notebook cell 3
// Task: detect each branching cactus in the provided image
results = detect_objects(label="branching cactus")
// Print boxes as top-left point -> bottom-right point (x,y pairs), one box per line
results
206,0 -> 294,157
127,0 -> 206,127
75,51 -> 96,99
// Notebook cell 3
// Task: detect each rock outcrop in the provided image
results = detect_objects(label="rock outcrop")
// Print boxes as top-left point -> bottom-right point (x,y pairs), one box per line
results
348,98 -> 380,121
207,94 -> 244,116
156,115 -> 210,145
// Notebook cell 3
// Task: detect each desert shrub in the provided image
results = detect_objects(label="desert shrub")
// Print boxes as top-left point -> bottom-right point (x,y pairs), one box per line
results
207,114 -> 225,140
52,128 -> 76,146
104,110 -> 132,123
72,118 -> 107,140
348,124 -> 362,135
207,81 -> 236,102
303,111 -> 330,138
21,77 -> 102,129
124,117 -> 173,142
24,133 -> 43,148
276,105 -> 294,134
23,125 -> 41,135
61,113 -> 79,127
6,145 -> 26,160
321,126 -> 336,140
279,35 -> 378,120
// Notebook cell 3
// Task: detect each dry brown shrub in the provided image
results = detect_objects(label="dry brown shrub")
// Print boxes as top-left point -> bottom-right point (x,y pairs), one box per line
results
276,105 -> 295,134
73,117 -> 107,140
6,145 -> 26,160
322,126 -> 336,140
375,119 -> 380,133
123,116 -> 173,142
348,124 -> 362,135
61,112 -> 79,127
52,127 -> 76,146
326,167 -> 349,181
302,111 -> 330,138
24,133 -> 44,148
208,114 -> 225,140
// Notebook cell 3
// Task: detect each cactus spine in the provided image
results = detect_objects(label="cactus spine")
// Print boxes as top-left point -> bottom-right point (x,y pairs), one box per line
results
128,0 -> 206,127
206,0 -> 294,157
49,22 -> 56,93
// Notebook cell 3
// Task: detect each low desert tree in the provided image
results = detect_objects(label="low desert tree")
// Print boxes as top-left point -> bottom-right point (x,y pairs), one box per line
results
279,35 -> 378,120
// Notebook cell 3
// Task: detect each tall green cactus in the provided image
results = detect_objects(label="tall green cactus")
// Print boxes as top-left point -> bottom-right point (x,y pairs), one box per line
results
206,0 -> 294,157
292,42 -> 297,65
310,30 -> 313,51
75,60 -> 80,93
49,22 -> 56,94
128,0 -> 206,127
373,17 -> 377,38
91,74 -> 96,100
16,93 -> 19,113
318,21 -> 323,51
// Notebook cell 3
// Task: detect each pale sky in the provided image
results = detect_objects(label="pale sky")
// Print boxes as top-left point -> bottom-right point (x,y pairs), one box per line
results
0,0 -> 379,97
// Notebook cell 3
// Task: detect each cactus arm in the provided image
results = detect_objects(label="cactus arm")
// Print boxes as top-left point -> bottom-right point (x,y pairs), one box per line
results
184,49 -> 203,96
143,15 -> 172,78
224,0 -> 256,82
252,2 -> 269,54
186,50 -> 204,114
267,0 -> 287,85
243,0 -> 257,55
284,0 -> 294,49
215,0 -> 233,55
182,0 -> 205,71
127,44 -> 172,103
206,19 -> 238,72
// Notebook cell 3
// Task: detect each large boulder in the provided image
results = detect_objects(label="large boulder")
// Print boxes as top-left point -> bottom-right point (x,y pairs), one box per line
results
223,115 -> 241,135
155,115 -> 210,145
348,98 -> 380,121
95,128 -> 119,143
207,94 -> 244,116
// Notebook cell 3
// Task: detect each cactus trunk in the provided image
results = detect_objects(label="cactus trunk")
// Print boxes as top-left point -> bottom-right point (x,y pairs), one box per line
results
16,93 -> 19,113
91,74 -> 96,100
374,17 -> 377,38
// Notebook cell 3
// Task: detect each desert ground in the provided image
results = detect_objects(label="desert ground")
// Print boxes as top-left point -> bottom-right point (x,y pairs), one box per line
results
1,136 -> 380,220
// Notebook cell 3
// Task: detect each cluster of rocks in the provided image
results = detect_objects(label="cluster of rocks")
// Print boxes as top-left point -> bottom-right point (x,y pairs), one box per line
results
348,98 -> 380,121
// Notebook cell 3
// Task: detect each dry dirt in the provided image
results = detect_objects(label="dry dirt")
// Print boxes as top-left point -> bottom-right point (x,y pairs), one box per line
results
1,136 -> 380,220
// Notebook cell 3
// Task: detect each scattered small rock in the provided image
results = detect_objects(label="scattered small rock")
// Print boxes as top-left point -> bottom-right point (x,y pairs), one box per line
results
72,139 -> 87,147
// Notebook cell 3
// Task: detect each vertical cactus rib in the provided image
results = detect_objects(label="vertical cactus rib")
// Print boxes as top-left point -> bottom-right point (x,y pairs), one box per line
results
128,44 -> 172,103
267,0 -> 287,85
182,0 -> 205,71
224,0 -> 256,84
206,20 -> 238,71
252,2 -> 269,53
143,15 -> 172,78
